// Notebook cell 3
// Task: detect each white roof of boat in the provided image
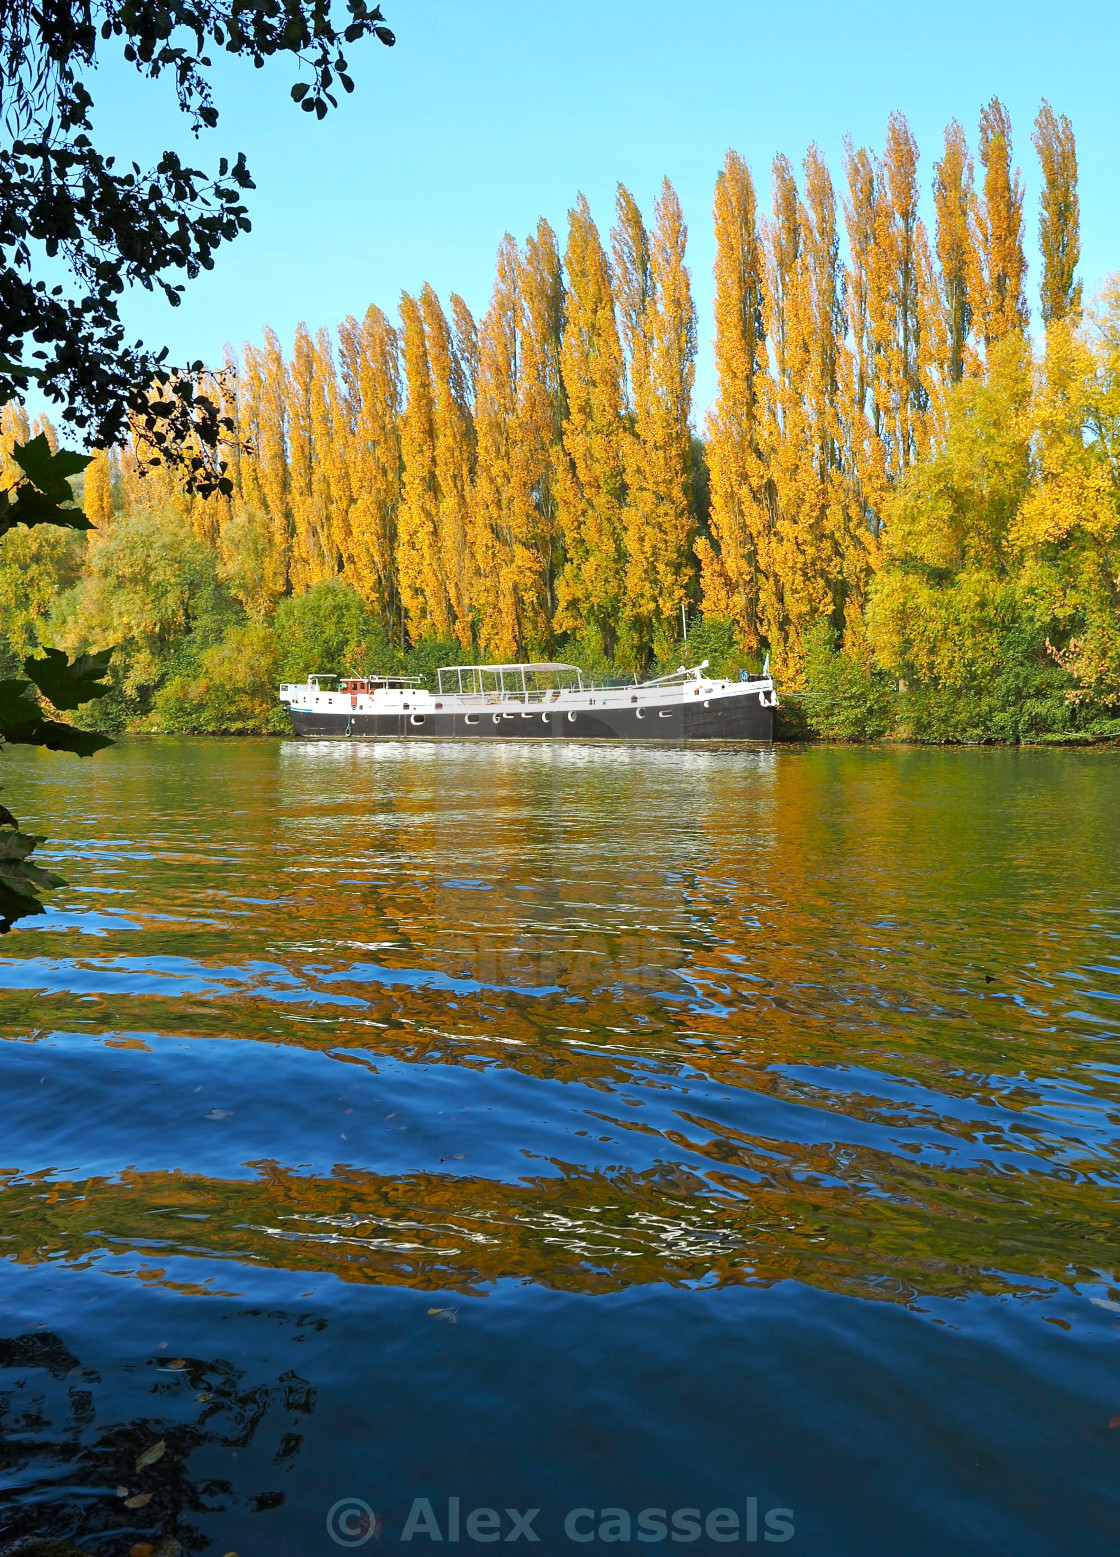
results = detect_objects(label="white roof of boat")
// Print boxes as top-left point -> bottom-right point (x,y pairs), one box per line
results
437,661 -> 582,673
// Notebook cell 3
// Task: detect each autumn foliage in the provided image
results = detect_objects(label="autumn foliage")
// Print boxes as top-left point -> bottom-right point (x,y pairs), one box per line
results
5,98 -> 1119,740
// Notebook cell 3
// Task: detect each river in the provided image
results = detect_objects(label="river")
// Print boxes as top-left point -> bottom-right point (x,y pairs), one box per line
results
1,737 -> 1118,1554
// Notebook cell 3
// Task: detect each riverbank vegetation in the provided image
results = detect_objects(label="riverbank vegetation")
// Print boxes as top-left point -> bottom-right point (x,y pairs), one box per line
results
3,99 -> 1118,743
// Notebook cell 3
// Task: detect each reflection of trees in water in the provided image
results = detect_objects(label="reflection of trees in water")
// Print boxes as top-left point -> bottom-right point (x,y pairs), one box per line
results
0,1327 -> 315,1554
1,1151 -> 1113,1308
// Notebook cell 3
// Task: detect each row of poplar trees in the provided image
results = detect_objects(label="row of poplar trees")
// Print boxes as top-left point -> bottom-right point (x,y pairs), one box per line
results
86,97 -> 1082,673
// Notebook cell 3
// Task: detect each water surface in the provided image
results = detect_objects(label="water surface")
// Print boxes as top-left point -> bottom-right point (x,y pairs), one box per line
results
1,738 -> 1118,1553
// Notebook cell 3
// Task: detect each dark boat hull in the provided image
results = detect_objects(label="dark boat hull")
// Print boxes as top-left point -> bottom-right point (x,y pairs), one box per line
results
286,689 -> 774,743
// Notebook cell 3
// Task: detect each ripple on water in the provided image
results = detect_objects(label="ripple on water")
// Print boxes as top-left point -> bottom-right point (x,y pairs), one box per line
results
1,739 -> 1119,1556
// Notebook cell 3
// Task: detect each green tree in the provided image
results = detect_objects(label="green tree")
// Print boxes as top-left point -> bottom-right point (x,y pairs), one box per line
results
51,505 -> 242,719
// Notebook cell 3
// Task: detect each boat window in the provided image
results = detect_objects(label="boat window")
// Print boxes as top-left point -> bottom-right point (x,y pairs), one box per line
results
465,714 -> 479,725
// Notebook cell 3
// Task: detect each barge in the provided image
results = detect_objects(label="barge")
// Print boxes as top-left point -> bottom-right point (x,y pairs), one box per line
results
279,660 -> 777,742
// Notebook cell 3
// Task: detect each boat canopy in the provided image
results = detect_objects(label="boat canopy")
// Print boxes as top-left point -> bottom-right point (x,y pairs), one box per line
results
437,662 -> 584,696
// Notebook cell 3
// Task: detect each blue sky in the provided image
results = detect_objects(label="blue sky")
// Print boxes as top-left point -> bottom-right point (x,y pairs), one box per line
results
88,0 -> 1120,421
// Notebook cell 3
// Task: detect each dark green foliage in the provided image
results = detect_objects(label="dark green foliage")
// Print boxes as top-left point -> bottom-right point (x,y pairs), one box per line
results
689,435 -> 712,540
786,609 -> 1120,745
401,636 -> 471,692
274,578 -> 397,683
560,625 -> 618,684
773,695 -> 814,742
0,437 -> 94,539
0,827 -> 66,930
0,0 -> 395,475
0,640 -> 116,930
801,622 -> 894,741
153,621 -> 287,735
651,616 -> 756,681
24,648 -> 112,711
893,614 -> 1096,744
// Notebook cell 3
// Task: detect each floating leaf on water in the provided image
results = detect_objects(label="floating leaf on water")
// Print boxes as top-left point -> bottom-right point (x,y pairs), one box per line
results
129,1544 -> 154,1557
195,1390 -> 212,1402
166,1358 -> 186,1369
116,1484 -> 131,1497
134,1438 -> 166,1470
427,1307 -> 458,1324
1110,1414 -> 1120,1429
124,1491 -> 153,1508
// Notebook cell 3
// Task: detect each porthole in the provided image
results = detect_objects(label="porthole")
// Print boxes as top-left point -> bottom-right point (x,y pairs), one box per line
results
410,714 -> 425,726
636,709 -> 645,719
493,713 -> 502,724
465,714 -> 479,725
704,700 -> 710,708
541,712 -> 550,723
567,712 -> 577,722
659,710 -> 673,719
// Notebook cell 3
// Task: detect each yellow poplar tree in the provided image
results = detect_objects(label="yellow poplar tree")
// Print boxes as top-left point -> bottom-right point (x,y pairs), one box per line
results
974,99 -> 1029,347
555,193 -> 629,657
451,295 -> 480,411
842,135 -> 881,476
616,178 -> 697,655
801,145 -> 873,630
286,322 -> 339,590
933,120 -> 978,383
420,283 -> 476,647
471,220 -> 566,659
238,328 -> 292,596
697,150 -> 768,646
83,449 -> 115,526
515,217 -> 565,650
845,112 -> 943,524
30,414 -> 59,454
1032,101 -> 1082,326
335,306 -> 402,625
471,234 -> 522,657
753,149 -> 870,669
0,402 -> 31,487
397,291 -> 447,640
316,326 -> 355,576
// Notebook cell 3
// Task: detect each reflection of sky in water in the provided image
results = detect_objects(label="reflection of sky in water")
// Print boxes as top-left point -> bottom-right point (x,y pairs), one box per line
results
0,740 -> 1118,1556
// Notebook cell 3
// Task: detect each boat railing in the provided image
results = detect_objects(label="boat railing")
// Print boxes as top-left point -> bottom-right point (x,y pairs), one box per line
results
437,662 -> 586,698
474,686 -> 580,706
